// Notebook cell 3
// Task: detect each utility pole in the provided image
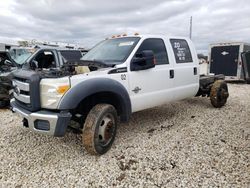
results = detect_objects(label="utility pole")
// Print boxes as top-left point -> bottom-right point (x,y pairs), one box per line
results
189,16 -> 193,40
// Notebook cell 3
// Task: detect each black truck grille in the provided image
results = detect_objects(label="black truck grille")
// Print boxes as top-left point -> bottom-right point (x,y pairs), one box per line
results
12,70 -> 41,112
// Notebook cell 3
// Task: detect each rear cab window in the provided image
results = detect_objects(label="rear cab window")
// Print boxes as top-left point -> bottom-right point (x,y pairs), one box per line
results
170,39 -> 193,63
135,38 -> 169,65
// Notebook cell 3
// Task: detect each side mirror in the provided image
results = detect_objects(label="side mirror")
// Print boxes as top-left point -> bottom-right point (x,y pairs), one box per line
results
131,50 -> 155,71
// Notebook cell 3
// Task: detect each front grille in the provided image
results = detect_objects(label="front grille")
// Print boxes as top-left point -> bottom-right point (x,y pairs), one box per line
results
13,79 -> 30,103
12,70 -> 41,112
14,76 -> 29,83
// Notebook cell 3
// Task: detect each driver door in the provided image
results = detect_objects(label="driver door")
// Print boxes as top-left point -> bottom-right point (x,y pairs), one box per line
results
128,38 -> 174,112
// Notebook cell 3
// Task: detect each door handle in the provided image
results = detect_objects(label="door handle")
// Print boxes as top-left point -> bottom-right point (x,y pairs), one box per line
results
194,67 -> 197,75
170,69 -> 174,79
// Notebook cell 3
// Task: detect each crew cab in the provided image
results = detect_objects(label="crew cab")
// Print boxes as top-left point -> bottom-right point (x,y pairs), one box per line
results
10,35 -> 229,155
0,47 -> 82,108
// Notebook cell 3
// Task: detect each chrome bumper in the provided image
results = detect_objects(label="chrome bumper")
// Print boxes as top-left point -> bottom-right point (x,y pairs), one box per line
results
10,99 -> 71,137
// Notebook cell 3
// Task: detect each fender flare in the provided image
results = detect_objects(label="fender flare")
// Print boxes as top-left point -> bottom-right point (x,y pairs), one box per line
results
58,78 -> 131,122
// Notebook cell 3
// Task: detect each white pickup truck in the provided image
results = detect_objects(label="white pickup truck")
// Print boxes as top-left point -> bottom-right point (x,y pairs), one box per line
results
11,35 -> 229,155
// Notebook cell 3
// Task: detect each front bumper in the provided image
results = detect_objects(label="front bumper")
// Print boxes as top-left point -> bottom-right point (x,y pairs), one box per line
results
10,99 -> 72,137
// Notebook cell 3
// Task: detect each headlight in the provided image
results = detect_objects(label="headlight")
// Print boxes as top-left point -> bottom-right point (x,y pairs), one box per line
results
40,77 -> 70,109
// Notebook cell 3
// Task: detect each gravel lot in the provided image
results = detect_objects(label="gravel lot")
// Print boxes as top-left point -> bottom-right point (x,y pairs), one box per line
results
0,83 -> 249,187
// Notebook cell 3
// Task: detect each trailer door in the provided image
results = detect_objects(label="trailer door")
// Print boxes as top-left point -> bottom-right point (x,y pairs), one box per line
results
210,45 -> 239,76
241,51 -> 250,82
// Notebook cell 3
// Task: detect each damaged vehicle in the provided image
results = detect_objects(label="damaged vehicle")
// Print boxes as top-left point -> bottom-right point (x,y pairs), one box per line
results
11,35 -> 229,155
0,51 -> 13,107
0,48 -> 33,108
0,47 -> 82,108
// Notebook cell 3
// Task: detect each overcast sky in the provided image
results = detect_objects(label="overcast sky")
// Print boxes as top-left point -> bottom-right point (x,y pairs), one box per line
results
0,0 -> 249,54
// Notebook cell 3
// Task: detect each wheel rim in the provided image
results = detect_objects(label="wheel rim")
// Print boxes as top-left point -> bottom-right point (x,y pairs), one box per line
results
97,114 -> 115,147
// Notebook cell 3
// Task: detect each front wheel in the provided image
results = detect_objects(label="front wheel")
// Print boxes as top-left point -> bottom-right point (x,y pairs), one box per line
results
210,80 -> 229,108
0,87 -> 9,108
246,78 -> 250,84
0,100 -> 9,108
82,104 -> 118,155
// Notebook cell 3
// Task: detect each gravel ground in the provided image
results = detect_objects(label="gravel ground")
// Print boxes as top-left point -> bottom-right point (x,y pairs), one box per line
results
0,83 -> 249,187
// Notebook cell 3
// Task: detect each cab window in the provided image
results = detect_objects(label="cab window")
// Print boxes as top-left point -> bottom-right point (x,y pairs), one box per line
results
170,39 -> 193,63
135,38 -> 169,65
33,50 -> 56,69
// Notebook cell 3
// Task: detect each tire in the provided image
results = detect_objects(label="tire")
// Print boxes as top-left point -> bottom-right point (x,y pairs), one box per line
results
0,100 -> 8,108
210,80 -> 229,108
82,104 -> 118,155
246,78 -> 250,84
0,87 -> 9,108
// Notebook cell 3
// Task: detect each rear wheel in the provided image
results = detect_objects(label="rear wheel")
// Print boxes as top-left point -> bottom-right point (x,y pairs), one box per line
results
82,104 -> 118,155
210,80 -> 229,108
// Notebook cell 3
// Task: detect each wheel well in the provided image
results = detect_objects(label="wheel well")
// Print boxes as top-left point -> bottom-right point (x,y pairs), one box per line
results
72,92 -> 123,125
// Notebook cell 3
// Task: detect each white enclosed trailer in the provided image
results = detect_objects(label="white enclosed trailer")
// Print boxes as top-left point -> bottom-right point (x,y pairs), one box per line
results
208,42 -> 250,81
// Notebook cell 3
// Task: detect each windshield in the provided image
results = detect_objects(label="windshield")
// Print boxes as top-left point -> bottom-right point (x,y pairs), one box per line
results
9,48 -> 36,65
82,37 -> 140,64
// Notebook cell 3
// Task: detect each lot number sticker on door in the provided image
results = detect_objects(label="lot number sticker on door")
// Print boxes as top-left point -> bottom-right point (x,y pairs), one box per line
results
170,39 -> 193,63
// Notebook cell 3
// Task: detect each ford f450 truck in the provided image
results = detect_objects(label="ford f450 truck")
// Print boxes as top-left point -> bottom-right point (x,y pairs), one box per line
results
10,35 -> 229,155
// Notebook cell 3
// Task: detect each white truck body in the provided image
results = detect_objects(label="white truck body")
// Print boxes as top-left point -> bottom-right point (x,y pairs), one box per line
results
64,35 -> 199,112
10,34 -> 228,155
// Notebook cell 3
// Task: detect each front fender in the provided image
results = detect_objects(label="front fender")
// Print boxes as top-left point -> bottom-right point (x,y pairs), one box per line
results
58,78 -> 131,122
